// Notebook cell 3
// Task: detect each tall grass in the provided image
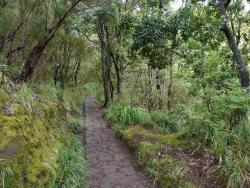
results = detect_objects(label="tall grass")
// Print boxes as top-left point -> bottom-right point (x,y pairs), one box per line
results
53,137 -> 87,188
67,117 -> 86,134
106,104 -> 179,134
106,98 -> 250,187
0,166 -> 13,188
106,104 -> 142,125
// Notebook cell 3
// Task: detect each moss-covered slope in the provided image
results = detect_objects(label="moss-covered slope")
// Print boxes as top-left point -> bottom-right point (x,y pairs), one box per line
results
0,89 -> 68,187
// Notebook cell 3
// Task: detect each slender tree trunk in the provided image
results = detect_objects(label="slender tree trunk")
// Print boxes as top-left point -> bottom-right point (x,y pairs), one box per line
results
167,33 -> 177,110
218,0 -> 249,88
108,26 -> 123,95
156,66 -> 162,109
113,60 -> 122,94
96,17 -> 112,107
101,48 -> 112,107
74,59 -> 81,86
0,36 -> 4,51
167,63 -> 173,110
54,63 -> 60,85
147,64 -> 153,110
61,45 -> 71,89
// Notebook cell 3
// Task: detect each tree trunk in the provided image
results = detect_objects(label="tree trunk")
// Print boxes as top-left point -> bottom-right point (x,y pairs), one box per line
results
219,0 -> 249,88
107,25 -> 123,95
113,60 -> 122,94
74,59 -> 81,86
54,63 -> 60,85
0,36 -> 4,51
19,38 -> 49,81
167,62 -> 173,110
101,48 -> 112,107
18,0 -> 81,82
156,66 -> 162,109
96,16 -> 112,107
147,64 -> 153,110
167,33 -> 177,110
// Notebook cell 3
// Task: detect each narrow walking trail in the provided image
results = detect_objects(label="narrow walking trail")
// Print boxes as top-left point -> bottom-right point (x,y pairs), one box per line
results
85,97 -> 153,188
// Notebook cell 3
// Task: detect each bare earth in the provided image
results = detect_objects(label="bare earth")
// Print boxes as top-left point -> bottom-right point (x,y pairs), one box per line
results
85,97 -> 153,188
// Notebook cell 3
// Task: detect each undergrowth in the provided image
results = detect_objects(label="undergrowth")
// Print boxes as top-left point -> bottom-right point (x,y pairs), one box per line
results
50,137 -> 87,188
106,104 -> 179,134
0,82 -> 88,188
106,97 -> 250,187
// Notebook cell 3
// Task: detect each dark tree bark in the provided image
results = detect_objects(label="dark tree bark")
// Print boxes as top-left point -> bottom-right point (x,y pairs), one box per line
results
101,48 -> 112,107
96,16 -> 112,107
59,44 -> 71,89
113,59 -> 122,94
156,66 -> 162,109
0,21 -> 24,52
0,36 -> 5,51
54,63 -> 60,85
147,64 -> 153,110
156,0 -> 164,109
6,42 -> 26,58
19,34 -> 54,82
18,0 -> 81,82
218,0 -> 249,88
167,62 -> 173,110
167,32 -> 177,110
107,24 -> 124,95
74,59 -> 81,86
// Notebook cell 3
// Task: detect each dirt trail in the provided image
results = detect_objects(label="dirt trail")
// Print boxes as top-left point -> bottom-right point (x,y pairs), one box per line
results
85,97 -> 153,188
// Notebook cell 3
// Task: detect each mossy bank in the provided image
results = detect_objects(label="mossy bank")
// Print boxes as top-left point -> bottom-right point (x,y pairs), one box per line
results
0,86 -> 87,188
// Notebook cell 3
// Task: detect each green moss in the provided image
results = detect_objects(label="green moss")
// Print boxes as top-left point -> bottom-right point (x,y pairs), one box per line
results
0,89 -> 10,110
148,134 -> 181,145
12,103 -> 29,115
0,95 -> 68,187
122,126 -> 182,145
122,127 -> 149,140
119,127 -> 195,187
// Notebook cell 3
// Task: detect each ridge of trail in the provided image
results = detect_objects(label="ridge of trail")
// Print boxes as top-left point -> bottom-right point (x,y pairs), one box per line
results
85,97 -> 153,188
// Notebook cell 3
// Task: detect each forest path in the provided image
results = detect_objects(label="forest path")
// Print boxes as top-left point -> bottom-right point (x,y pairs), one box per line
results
85,97 -> 154,188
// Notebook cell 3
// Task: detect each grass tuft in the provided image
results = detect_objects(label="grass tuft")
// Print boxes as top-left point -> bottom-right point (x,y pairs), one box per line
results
53,137 -> 87,188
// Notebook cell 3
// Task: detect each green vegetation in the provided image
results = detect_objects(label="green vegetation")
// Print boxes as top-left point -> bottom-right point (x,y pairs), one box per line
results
1,0 -> 250,187
106,103 -> 250,187
0,83 -> 88,188
50,137 -> 87,188
106,105 -> 190,187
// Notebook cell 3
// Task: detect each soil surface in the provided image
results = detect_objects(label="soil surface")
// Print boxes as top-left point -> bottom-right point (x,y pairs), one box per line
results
85,97 -> 154,188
